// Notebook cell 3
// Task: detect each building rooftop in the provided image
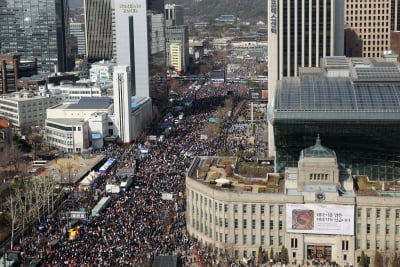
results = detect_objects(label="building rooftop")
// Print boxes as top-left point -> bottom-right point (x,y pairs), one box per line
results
53,97 -> 113,110
187,156 -> 283,193
46,118 -> 86,125
273,58 -> 400,121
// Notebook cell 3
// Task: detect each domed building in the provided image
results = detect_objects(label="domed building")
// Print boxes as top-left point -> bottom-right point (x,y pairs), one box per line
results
186,137 -> 400,266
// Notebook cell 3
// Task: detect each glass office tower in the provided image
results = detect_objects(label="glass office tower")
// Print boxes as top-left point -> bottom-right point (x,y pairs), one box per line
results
0,0 -> 72,73
271,57 -> 400,180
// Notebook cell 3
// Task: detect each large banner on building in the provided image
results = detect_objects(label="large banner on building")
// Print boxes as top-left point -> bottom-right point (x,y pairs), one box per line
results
286,204 -> 354,235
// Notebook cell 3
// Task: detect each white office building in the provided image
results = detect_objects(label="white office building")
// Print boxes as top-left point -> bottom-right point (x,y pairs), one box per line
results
0,90 -> 58,128
114,0 -> 150,97
89,59 -> 117,83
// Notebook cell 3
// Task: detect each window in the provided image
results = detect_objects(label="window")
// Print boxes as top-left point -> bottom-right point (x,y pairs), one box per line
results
270,205 -> 274,215
234,204 -> 238,213
225,218 -> 228,228
270,220 -> 274,230
243,204 -> 247,213
252,219 -> 256,229
386,209 -> 390,219
269,236 -> 274,245
356,239 -> 360,249
261,220 -> 265,230
396,225 -> 400,235
386,240 -> 390,250
367,208 -> 371,218
243,235 -> 247,244
342,240 -> 349,250
357,223 -> 361,234
261,236 -> 265,245
279,220 -> 283,231
376,240 -> 380,249
252,235 -> 256,245
243,219 -> 247,229
260,205 -> 265,214
376,208 -> 381,218
396,209 -> 400,219
234,219 -> 238,228
386,224 -> 390,234
279,236 -> 283,245
357,208 -> 361,217
376,224 -> 380,234
251,204 -> 256,214
279,205 -> 283,215
234,234 -> 238,244
224,204 -> 228,212
367,240 -> 371,249
291,238 -> 298,248
367,224 -> 371,234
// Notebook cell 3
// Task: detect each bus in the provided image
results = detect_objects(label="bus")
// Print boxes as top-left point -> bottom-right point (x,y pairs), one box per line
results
32,160 -> 48,167
91,197 -> 111,217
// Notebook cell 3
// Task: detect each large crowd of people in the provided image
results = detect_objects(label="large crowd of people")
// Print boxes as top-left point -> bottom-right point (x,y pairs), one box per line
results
17,79 -> 267,266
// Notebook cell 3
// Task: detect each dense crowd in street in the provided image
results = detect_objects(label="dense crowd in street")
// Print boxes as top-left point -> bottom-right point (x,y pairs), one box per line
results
16,79 -> 267,267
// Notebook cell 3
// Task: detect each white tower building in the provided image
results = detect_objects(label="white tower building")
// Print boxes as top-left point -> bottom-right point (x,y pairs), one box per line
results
114,0 -> 150,97
113,65 -> 133,143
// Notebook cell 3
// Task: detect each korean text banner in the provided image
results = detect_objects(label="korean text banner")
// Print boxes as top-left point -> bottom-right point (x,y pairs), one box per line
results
286,203 -> 354,235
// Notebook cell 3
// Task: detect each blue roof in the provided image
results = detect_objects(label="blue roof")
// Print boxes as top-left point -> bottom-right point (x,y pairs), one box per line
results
92,133 -> 102,139
131,97 -> 149,109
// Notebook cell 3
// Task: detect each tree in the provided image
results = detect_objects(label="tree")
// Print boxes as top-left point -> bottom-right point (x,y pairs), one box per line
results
269,248 -> 274,262
392,252 -> 400,267
374,250 -> 384,267
359,251 -> 366,267
280,245 -> 288,263
257,246 -> 263,264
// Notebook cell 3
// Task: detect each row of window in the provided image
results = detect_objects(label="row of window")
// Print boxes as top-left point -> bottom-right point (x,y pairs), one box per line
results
356,239 -> 400,250
360,223 -> 400,235
357,207 -> 400,219
309,173 -> 328,180
192,191 -> 284,215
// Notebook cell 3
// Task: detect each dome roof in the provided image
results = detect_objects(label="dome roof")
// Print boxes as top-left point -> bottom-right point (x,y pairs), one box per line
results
302,136 -> 336,158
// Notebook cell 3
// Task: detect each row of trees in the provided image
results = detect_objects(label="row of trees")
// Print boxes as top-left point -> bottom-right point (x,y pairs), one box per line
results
1,175 -> 59,248
359,250 -> 400,267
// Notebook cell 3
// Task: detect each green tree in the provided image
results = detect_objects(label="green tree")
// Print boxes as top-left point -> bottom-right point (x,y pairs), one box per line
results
280,245 -> 287,263
269,248 -> 274,262
359,251 -> 366,266
257,246 -> 263,264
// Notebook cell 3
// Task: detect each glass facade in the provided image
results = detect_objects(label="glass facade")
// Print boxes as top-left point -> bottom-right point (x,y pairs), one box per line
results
0,0 -> 71,73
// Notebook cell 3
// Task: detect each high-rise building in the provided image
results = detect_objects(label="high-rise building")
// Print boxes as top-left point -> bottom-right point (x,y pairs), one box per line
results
0,0 -> 72,73
392,0 -> 400,31
147,4 -> 168,110
267,0 -> 344,94
114,0 -> 150,97
165,4 -> 184,26
267,0 -> 344,157
166,26 -> 189,74
84,0 -> 114,63
70,21 -> 86,58
344,0 -> 392,58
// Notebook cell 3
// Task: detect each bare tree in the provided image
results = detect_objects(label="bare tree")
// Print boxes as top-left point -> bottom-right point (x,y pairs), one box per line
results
4,193 -> 23,248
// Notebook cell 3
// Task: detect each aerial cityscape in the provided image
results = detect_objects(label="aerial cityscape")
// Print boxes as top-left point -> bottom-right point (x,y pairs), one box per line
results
1,0 -> 400,267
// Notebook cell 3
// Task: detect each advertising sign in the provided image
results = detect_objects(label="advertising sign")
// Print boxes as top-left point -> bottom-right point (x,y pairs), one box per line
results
286,204 -> 354,235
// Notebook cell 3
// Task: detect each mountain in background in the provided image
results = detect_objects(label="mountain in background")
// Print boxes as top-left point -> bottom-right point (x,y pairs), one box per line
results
172,0 -> 267,23
68,0 -> 267,23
